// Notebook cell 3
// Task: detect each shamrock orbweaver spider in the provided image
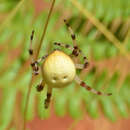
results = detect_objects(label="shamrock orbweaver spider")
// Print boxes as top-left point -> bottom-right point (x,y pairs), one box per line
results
29,19 -> 112,109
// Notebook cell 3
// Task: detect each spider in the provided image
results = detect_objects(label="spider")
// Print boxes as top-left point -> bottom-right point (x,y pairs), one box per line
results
29,19 -> 112,109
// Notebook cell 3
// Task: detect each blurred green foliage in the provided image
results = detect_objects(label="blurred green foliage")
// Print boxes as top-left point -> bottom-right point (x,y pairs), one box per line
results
0,0 -> 130,129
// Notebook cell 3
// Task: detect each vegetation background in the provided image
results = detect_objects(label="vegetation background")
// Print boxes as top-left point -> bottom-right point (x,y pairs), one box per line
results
0,0 -> 130,130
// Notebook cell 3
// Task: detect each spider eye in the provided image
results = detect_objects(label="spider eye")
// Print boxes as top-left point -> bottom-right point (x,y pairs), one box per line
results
52,76 -> 58,83
53,77 -> 57,80
63,75 -> 67,79
62,75 -> 68,81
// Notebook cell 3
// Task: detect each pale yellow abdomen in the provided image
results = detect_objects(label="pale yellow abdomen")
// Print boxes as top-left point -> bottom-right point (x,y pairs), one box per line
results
42,50 -> 76,88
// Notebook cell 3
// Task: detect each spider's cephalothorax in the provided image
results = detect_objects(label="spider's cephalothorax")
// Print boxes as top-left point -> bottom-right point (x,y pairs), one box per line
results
29,19 -> 112,109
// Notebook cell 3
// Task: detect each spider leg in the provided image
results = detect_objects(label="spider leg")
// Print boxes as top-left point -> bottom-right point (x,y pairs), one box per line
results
40,66 -> 52,109
75,60 -> 89,69
54,42 -> 73,50
64,19 -> 89,69
36,64 -> 47,92
74,75 -> 112,96
31,55 -> 48,75
75,64 -> 84,69
54,42 -> 89,69
64,19 -> 76,46
28,30 -> 38,75
36,79 -> 45,92
54,42 -> 80,56
29,30 -> 48,75
29,30 -> 35,62
44,87 -> 52,109
36,54 -> 48,63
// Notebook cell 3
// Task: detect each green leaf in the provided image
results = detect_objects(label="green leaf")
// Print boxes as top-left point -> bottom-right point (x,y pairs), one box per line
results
0,87 -> 17,129
68,94 -> 82,119
100,97 -> 116,122
86,99 -> 99,118
54,92 -> 67,117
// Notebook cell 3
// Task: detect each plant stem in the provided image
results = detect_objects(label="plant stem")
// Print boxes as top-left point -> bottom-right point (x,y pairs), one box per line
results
23,0 -> 56,130
35,0 -> 56,59
123,29 -> 130,46
23,75 -> 34,130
